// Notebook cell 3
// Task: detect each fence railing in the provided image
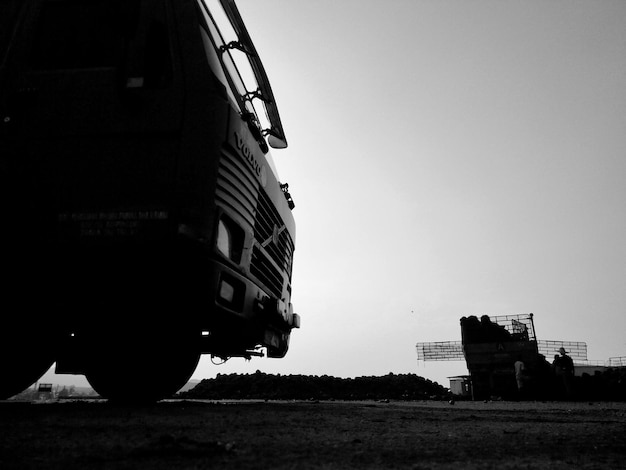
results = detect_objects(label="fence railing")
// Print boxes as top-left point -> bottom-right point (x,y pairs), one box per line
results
416,339 -> 589,362
537,340 -> 587,361
416,341 -> 464,361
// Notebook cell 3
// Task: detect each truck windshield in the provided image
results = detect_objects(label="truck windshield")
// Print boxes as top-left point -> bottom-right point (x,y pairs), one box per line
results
197,0 -> 287,150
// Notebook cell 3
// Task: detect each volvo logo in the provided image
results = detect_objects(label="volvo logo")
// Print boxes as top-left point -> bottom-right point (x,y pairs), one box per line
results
235,131 -> 267,187
261,223 -> 286,248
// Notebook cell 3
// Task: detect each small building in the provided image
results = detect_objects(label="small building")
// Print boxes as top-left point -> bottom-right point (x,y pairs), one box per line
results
37,383 -> 54,400
449,375 -> 472,397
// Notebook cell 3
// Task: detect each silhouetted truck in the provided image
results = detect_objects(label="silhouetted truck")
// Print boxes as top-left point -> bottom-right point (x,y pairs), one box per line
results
0,0 -> 299,402
461,314 -> 545,399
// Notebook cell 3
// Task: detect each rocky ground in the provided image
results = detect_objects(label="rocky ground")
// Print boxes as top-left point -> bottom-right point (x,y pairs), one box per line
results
1,399 -> 625,469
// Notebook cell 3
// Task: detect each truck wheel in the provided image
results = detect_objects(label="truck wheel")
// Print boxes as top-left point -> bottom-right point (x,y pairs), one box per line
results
85,332 -> 200,403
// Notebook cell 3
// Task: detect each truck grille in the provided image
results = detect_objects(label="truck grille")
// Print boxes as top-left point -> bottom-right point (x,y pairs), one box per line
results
250,246 -> 284,298
250,190 -> 294,299
216,149 -> 259,227
216,149 -> 293,299
254,190 -> 295,274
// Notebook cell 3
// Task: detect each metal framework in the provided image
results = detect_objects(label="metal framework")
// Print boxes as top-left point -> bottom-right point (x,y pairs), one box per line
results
537,340 -> 587,361
416,339 -> 588,362
416,312 -> 588,363
608,356 -> 626,367
416,341 -> 463,361
460,313 -> 537,342
484,314 -> 536,341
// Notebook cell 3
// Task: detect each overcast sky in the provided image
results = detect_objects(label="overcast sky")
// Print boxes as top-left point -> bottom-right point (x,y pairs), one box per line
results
43,0 -> 626,388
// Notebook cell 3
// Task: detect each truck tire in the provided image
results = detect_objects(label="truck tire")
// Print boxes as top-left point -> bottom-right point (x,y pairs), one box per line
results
85,329 -> 200,403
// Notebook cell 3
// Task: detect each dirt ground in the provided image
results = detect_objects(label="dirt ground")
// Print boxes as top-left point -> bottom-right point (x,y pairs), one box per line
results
1,399 -> 625,469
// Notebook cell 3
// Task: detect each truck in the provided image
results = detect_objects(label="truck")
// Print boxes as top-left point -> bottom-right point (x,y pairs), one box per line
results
460,314 -> 544,399
417,313 -> 588,400
0,0 -> 299,402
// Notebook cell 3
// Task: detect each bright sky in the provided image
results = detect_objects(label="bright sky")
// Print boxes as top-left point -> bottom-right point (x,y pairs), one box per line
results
43,0 -> 626,389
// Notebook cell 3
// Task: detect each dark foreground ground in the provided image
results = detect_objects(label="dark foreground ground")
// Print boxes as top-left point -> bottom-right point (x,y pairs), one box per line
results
1,399 -> 625,469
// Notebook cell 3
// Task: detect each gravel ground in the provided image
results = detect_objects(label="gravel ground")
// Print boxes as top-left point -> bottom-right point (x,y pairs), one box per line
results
1,399 -> 625,469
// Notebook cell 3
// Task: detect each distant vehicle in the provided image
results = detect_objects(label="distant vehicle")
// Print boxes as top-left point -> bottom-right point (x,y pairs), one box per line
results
416,314 -> 588,400
459,314 -> 543,399
0,0 -> 299,402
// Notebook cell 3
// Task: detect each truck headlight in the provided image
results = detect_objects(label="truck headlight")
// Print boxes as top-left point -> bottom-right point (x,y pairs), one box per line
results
216,216 -> 243,263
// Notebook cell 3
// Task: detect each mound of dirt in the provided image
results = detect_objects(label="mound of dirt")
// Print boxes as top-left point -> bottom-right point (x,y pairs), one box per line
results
180,372 -> 449,401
